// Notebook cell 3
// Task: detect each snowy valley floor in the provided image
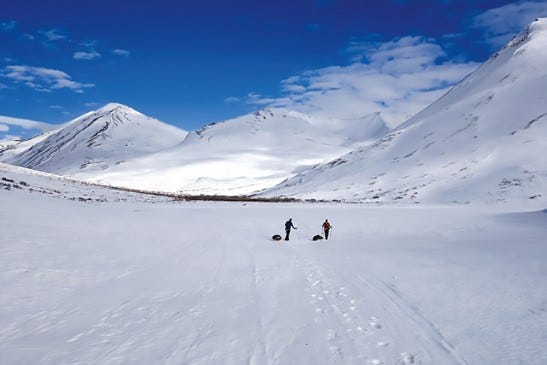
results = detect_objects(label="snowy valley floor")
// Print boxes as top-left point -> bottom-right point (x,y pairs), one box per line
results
1,189 -> 546,365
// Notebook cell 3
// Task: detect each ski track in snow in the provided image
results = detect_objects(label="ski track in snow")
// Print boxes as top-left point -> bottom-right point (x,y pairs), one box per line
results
293,256 -> 468,365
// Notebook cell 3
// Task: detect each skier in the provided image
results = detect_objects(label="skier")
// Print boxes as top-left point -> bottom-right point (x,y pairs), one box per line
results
285,218 -> 297,240
322,219 -> 332,240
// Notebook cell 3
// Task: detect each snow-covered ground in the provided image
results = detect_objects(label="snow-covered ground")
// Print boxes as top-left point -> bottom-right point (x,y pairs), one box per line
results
1,165 -> 546,364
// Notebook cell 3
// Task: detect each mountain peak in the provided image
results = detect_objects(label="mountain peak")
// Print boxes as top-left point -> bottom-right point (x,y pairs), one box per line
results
97,103 -> 141,116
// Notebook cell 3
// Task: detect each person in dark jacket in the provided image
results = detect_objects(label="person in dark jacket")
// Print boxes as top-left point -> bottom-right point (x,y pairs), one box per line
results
285,218 -> 297,240
322,219 -> 332,240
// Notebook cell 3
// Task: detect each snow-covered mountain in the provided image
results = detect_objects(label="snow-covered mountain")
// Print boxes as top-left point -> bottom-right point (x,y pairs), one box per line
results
1,103 -> 187,176
325,112 -> 390,146
86,108 -> 389,195
262,18 -> 547,205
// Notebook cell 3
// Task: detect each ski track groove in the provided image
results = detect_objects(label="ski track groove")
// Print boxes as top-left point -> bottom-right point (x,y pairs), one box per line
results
354,274 -> 469,365
244,244 -> 268,365
296,251 -> 470,365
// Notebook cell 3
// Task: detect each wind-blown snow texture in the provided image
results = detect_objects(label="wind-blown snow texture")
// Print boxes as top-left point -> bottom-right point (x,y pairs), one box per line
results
1,163 -> 546,364
263,18 -> 547,205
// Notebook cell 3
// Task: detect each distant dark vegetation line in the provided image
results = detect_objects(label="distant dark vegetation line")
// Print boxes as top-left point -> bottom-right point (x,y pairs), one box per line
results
75,178 -> 321,203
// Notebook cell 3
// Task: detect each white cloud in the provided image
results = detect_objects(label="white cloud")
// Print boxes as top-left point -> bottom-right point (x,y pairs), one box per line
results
73,50 -> 101,60
1,20 -> 16,32
84,102 -> 99,107
112,49 -> 131,57
0,115 -> 55,131
23,33 -> 35,41
472,1 -> 547,49
2,65 -> 95,93
240,36 -> 479,128
0,124 -> 9,132
49,105 -> 64,109
38,28 -> 66,42
224,96 -> 241,104
0,82 -> 7,89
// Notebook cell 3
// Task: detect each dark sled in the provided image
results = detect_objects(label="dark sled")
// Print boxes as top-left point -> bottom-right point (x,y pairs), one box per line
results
312,235 -> 324,241
272,234 -> 282,241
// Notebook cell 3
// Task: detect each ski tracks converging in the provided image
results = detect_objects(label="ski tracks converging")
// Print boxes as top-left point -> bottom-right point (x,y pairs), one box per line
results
294,255 -> 468,365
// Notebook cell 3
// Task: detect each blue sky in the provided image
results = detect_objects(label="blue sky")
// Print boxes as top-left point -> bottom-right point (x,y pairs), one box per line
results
1,0 -> 547,135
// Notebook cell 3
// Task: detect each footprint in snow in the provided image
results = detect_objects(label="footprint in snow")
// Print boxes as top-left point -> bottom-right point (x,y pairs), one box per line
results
400,352 -> 415,364
369,317 -> 382,329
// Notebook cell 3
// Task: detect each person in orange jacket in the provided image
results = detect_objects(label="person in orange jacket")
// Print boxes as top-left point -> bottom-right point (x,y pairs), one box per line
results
322,219 -> 332,240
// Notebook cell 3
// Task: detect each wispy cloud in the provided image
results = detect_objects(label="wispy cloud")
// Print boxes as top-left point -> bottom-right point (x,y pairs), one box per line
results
112,49 -> 131,57
73,50 -> 101,60
37,28 -> 67,47
0,20 -> 16,32
80,39 -> 97,48
73,40 -> 101,60
237,36 -> 478,127
0,83 -> 7,89
38,28 -> 66,42
471,0 -> 547,49
2,65 -> 95,93
0,115 -> 55,131
224,96 -> 241,104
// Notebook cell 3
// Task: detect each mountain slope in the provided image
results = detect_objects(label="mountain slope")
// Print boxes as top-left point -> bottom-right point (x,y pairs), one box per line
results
262,18 -> 547,205
3,103 -> 187,176
86,108 -> 388,195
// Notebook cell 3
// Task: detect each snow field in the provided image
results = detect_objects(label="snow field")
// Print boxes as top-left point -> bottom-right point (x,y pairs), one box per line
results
1,188 -> 546,364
